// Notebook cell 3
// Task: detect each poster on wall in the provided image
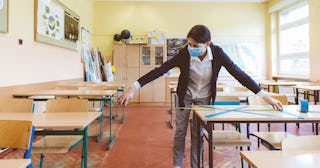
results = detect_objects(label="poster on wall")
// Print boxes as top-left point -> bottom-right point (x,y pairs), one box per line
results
166,37 -> 187,60
35,0 -> 80,50
65,12 -> 79,42
0,0 -> 8,33
37,0 -> 64,40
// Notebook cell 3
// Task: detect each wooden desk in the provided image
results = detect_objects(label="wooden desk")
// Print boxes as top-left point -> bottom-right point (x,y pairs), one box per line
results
12,89 -> 117,149
293,85 -> 320,104
0,112 -> 100,168
240,150 -> 320,168
0,159 -> 31,168
57,82 -> 126,123
12,89 -> 116,98
193,105 -> 320,168
58,82 -> 125,91
259,81 -> 297,93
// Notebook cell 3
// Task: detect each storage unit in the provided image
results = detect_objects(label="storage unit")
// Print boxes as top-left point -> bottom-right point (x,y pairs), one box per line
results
113,44 -> 140,102
113,44 -> 166,102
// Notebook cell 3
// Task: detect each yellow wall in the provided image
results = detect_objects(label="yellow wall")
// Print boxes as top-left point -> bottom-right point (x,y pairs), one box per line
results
93,2 -> 267,60
308,0 -> 320,81
0,0 -> 93,87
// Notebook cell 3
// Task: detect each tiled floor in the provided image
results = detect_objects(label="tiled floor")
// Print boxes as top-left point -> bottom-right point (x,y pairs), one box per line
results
1,104 -> 317,168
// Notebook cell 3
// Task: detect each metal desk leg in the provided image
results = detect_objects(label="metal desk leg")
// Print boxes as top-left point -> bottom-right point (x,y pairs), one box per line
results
195,115 -> 201,168
295,88 -> 299,104
169,89 -> 173,114
121,105 -> 125,124
108,97 -> 116,150
81,126 -> 88,168
169,90 -> 174,128
208,123 -> 213,168
113,91 -> 119,120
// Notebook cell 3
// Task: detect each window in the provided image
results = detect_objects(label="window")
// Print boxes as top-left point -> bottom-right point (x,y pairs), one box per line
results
278,2 -> 309,76
216,41 -> 264,77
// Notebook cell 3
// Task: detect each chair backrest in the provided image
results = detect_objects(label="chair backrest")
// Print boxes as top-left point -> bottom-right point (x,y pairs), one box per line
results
248,95 -> 288,105
215,96 -> 240,105
0,98 -> 33,112
0,120 -> 34,150
282,135 -> 320,151
46,99 -> 88,112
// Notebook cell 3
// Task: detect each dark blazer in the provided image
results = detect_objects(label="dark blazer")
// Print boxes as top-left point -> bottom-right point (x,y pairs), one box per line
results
137,44 -> 262,107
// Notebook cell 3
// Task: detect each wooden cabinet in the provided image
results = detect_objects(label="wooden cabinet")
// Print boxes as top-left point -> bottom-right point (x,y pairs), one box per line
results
139,67 -> 166,102
113,44 -> 140,68
115,68 -> 140,102
139,45 -> 166,102
113,44 -> 166,103
113,44 -> 140,102
140,45 -> 166,67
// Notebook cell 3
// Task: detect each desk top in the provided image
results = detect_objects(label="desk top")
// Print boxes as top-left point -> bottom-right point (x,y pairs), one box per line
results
0,112 -> 101,129
217,91 -> 254,97
240,150 -> 320,168
58,82 -> 125,90
194,105 -> 320,122
293,85 -> 320,91
13,89 -> 117,98
259,81 -> 298,86
0,159 -> 31,168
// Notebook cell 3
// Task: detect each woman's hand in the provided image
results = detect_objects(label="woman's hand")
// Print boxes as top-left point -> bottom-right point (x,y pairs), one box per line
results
118,85 -> 137,106
262,95 -> 283,111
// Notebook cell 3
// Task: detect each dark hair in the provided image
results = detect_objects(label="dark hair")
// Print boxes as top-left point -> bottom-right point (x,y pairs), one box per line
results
187,25 -> 211,43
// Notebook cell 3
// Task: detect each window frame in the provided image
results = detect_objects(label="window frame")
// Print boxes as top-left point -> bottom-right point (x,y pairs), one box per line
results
276,1 -> 309,77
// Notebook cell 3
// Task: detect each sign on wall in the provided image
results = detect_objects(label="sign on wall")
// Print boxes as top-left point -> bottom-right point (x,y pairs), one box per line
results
35,0 -> 80,50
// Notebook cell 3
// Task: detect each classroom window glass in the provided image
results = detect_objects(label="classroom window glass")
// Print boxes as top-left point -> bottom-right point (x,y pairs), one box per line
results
216,41 -> 264,77
278,2 -> 309,76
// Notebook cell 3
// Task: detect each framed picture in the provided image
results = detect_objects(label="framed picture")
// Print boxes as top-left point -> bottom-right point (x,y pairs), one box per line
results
166,37 -> 187,60
0,0 -> 8,33
34,0 -> 80,50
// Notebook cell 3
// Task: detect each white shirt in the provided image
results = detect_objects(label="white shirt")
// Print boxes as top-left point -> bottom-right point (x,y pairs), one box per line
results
186,46 -> 213,99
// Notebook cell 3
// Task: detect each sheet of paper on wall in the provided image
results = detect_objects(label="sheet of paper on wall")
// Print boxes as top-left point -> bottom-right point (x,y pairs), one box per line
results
148,30 -> 165,44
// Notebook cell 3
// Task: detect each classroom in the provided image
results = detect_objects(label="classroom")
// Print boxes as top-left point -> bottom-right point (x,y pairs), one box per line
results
1,0 -> 320,167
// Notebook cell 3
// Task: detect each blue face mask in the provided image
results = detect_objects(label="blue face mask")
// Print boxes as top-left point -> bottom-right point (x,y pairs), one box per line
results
188,45 -> 205,57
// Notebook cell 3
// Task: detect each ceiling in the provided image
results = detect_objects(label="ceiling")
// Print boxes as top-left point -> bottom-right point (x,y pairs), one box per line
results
95,0 -> 268,2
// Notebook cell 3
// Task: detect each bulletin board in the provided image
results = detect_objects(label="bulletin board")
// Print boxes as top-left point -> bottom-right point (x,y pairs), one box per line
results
0,0 -> 8,33
34,0 -> 80,50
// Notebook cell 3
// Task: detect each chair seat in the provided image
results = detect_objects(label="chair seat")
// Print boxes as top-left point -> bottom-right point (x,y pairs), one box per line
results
250,132 -> 296,150
204,130 -> 251,147
32,135 -> 83,153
